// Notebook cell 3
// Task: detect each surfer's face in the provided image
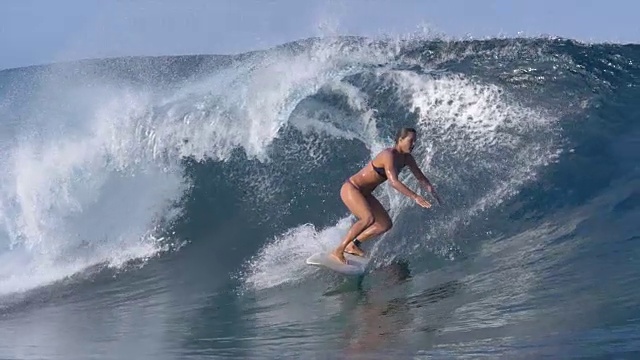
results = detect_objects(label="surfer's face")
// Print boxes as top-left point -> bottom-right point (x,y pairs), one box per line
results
398,132 -> 416,153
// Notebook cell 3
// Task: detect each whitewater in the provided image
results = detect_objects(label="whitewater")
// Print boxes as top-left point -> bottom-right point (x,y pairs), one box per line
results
0,36 -> 638,359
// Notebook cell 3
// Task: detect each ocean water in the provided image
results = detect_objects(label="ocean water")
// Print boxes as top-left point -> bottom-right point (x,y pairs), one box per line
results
0,36 -> 638,359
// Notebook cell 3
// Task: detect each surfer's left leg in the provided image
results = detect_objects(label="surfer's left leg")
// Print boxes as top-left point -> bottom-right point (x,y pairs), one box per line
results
345,194 -> 392,257
332,181 -> 375,264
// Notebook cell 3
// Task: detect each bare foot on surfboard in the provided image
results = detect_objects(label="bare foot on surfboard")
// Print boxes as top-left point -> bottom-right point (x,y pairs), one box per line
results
344,242 -> 365,257
331,249 -> 347,264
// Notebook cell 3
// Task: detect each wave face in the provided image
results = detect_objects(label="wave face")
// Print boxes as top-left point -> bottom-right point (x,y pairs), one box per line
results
0,37 -> 638,359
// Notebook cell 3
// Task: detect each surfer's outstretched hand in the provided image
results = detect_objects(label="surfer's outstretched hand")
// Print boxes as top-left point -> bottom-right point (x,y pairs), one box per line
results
414,196 -> 431,208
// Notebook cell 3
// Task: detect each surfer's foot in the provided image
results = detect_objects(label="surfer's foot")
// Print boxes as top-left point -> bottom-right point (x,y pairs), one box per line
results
344,242 -> 365,257
331,249 -> 347,264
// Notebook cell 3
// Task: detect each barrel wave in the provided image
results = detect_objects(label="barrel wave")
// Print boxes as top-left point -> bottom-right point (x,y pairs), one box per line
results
0,37 -> 638,359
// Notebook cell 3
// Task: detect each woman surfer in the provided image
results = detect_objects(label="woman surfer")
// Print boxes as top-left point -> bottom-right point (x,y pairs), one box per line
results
332,127 -> 442,264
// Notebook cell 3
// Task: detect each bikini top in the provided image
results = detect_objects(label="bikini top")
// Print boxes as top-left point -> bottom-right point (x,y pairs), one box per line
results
371,161 -> 405,180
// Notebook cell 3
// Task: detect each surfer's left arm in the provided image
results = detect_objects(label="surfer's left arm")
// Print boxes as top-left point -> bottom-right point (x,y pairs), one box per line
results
406,154 -> 442,205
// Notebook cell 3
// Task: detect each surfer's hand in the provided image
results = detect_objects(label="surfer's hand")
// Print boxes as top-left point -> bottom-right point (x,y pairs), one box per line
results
414,196 -> 431,208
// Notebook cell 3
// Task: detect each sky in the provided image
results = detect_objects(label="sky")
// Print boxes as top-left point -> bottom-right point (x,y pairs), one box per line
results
1,0 -> 639,70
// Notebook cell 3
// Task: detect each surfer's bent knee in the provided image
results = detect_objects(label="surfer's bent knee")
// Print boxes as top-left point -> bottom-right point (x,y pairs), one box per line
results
362,215 -> 375,228
380,220 -> 392,233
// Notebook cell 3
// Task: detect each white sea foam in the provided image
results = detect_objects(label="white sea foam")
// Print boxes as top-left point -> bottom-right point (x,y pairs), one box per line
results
243,69 -> 559,290
0,38 -> 390,297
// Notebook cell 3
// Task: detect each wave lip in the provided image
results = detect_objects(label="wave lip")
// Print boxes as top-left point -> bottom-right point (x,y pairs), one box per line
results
0,37 -> 398,298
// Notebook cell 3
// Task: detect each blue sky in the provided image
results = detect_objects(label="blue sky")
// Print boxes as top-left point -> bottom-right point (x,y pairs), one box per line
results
1,0 -> 638,70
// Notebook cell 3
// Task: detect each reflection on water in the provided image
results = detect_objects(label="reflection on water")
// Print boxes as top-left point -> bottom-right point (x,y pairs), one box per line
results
327,260 -> 464,357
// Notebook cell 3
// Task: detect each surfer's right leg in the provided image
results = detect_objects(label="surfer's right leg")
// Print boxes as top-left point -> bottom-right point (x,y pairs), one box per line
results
344,194 -> 392,257
331,181 -> 375,264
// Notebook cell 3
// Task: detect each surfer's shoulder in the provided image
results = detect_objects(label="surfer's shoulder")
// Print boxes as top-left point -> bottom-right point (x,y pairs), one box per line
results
376,148 -> 396,162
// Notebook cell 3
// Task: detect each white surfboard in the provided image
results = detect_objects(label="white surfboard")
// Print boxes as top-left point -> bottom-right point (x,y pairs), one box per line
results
305,252 -> 369,276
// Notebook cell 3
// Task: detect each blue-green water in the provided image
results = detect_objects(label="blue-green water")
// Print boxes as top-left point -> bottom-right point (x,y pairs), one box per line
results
0,36 -> 638,359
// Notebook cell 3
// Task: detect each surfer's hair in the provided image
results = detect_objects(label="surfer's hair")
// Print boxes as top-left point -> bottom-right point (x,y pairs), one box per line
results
394,127 -> 417,144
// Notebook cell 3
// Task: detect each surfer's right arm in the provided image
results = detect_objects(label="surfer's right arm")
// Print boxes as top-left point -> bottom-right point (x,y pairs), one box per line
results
406,153 -> 442,205
381,151 -> 431,208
